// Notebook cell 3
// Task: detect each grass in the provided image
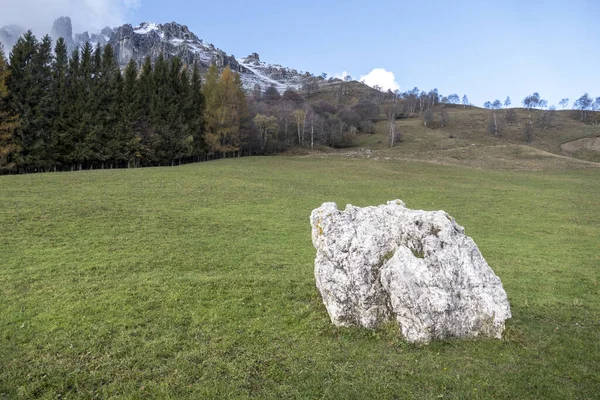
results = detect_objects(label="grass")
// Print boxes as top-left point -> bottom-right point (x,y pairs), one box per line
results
352,104 -> 600,168
1,156 -> 599,399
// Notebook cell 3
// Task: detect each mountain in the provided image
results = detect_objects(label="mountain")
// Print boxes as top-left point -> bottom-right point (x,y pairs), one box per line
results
106,21 -> 310,92
0,24 -> 26,51
0,17 -> 312,92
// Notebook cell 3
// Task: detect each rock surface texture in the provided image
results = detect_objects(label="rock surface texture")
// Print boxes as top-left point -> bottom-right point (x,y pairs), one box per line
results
310,200 -> 511,343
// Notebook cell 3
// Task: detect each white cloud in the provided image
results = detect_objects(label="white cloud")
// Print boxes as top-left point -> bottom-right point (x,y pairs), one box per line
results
333,70 -> 351,81
0,0 -> 141,35
359,68 -> 400,92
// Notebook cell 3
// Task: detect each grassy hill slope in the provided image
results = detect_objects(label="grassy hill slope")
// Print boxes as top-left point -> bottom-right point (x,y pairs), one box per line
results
1,157 -> 599,398
359,105 -> 600,169
302,81 -> 600,168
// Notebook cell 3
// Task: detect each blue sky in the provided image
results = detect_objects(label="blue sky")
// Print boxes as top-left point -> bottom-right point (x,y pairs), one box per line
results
129,0 -> 600,107
3,0 -> 599,107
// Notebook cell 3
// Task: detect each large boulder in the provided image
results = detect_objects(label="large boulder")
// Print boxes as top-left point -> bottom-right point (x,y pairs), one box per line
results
310,200 -> 511,343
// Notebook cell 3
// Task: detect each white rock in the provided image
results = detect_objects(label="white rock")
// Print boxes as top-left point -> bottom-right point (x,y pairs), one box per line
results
310,200 -> 511,343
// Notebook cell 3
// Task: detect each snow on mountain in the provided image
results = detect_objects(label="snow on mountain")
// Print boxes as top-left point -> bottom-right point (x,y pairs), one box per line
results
0,24 -> 26,50
133,22 -> 163,37
106,21 -> 308,92
0,18 -> 313,93
237,53 -> 307,92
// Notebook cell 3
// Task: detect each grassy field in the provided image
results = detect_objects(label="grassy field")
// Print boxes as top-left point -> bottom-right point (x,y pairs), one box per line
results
1,156 -> 599,399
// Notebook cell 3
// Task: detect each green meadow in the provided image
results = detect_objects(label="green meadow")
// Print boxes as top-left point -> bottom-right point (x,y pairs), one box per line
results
1,156 -> 599,399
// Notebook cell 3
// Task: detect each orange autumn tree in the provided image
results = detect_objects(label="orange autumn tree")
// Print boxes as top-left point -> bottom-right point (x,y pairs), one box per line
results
203,65 -> 249,158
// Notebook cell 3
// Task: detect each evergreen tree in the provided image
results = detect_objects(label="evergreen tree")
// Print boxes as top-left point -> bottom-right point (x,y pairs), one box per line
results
2,42 -> 211,173
93,44 -> 122,167
7,32 -> 55,171
136,56 -> 157,165
32,35 -> 56,170
121,59 -> 140,167
150,54 -> 169,163
51,37 -> 69,169
203,64 -> 220,156
0,44 -> 20,172
7,31 -> 38,171
188,64 -> 205,159
62,48 -> 81,170
172,59 -> 192,163
72,42 -> 95,169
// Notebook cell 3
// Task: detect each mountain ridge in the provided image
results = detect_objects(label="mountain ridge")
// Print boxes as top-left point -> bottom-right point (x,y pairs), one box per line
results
0,17 -> 316,92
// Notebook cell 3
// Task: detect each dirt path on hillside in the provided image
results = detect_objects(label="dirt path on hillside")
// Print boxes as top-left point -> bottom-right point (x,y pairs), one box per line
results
305,143 -> 600,171
561,136 -> 600,153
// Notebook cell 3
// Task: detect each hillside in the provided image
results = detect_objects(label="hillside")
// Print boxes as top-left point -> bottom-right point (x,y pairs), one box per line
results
300,83 -> 600,170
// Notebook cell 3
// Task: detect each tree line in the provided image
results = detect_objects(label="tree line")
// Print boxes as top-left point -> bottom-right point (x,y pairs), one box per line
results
0,32 -> 253,173
3,31 -> 598,174
248,84 -> 380,151
0,31 -> 393,173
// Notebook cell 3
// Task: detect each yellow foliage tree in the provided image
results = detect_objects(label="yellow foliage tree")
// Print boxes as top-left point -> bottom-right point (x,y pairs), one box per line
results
253,113 -> 278,151
203,65 -> 248,157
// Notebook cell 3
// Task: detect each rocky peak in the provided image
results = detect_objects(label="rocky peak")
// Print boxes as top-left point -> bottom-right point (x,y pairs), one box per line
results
50,16 -> 73,46
75,31 -> 90,45
100,26 -> 114,39
160,22 -> 199,41
1,16 -> 312,94
244,53 -> 260,64
0,24 -> 26,51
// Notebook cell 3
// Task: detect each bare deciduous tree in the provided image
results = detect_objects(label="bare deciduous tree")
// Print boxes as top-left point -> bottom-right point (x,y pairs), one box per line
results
522,92 -> 546,110
574,93 -> 593,121
423,108 -> 434,127
254,114 -> 278,151
487,111 -> 500,136
292,109 -> 307,147
525,121 -> 534,143
505,108 -> 517,123
252,83 -> 262,101
447,94 -> 460,104
538,106 -> 556,129
559,98 -> 569,109
462,95 -> 469,108
384,103 -> 398,147
440,107 -> 449,127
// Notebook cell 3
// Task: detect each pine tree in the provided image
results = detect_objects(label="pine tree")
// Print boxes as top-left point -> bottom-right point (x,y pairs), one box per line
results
136,56 -> 157,165
203,64 -> 220,157
7,31 -> 38,171
51,38 -> 69,170
73,42 -> 95,169
121,59 -> 140,167
0,44 -> 20,172
166,56 -> 193,164
177,65 -> 194,161
150,54 -> 169,163
188,64 -> 205,160
93,44 -> 122,168
31,35 -> 56,171
62,48 -> 80,170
